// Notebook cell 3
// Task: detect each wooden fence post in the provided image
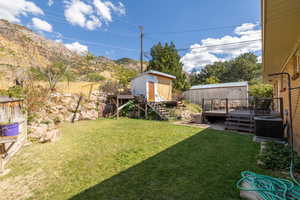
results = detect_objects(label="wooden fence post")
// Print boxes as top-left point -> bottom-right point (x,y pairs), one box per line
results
72,95 -> 83,123
225,98 -> 229,114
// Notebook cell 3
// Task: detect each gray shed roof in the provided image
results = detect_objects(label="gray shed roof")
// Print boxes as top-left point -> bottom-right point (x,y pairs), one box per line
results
190,81 -> 248,90
132,70 -> 176,80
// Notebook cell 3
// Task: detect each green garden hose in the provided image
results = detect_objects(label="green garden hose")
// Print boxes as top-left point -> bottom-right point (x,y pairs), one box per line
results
236,110 -> 300,200
237,171 -> 300,200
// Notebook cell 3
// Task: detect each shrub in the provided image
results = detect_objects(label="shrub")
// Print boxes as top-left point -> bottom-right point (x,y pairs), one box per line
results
100,80 -> 130,95
22,80 -> 49,120
0,85 -> 24,98
258,142 -> 300,172
114,66 -> 138,87
121,101 -> 136,117
0,81 -> 48,122
249,84 -> 273,99
86,73 -> 105,82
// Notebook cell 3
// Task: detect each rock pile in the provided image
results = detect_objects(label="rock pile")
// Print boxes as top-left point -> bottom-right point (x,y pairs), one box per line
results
28,91 -> 107,142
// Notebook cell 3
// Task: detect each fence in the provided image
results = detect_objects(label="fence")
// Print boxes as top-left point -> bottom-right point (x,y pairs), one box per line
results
201,98 -> 283,116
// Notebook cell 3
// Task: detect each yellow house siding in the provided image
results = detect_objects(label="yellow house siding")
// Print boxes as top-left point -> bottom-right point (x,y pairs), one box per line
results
273,57 -> 300,152
156,75 -> 173,101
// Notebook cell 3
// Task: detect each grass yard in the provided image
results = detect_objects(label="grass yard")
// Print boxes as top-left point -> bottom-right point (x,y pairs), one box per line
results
0,119 -> 269,200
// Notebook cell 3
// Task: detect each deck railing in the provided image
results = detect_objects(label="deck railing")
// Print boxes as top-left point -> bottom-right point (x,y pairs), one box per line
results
201,98 -> 283,117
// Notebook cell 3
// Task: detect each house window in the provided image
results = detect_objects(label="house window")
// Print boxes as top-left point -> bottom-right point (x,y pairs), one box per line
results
293,50 -> 300,80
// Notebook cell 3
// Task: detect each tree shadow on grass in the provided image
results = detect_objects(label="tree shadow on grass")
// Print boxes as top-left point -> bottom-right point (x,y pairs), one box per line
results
69,129 -> 259,200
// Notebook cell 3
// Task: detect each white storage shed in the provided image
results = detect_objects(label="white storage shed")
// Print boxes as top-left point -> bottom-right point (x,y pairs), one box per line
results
131,70 -> 176,102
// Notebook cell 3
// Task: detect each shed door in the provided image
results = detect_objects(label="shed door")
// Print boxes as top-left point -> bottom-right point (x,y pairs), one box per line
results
148,81 -> 155,102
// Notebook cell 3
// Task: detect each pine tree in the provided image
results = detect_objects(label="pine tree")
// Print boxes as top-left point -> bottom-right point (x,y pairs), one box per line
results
147,42 -> 190,90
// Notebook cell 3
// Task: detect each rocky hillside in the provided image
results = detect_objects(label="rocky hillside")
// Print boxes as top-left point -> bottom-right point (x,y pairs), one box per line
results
0,20 -> 76,68
0,19 -> 141,84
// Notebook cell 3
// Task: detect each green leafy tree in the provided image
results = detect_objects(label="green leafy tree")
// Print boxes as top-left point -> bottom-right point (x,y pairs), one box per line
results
204,76 -> 220,84
147,42 -> 190,90
30,62 -> 70,90
190,53 -> 261,85
249,84 -> 273,98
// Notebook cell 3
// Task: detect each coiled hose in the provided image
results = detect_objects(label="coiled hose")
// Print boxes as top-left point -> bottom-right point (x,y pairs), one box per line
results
236,171 -> 300,200
236,123 -> 300,200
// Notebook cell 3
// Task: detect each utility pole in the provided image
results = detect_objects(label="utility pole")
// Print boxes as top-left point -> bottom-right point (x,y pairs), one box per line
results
139,26 -> 144,73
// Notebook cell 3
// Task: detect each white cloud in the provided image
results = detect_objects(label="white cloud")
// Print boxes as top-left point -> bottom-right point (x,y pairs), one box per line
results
64,0 -> 95,28
64,0 -> 125,30
93,0 -> 125,22
234,23 -> 256,34
65,42 -> 88,55
0,0 -> 43,23
181,23 -> 262,72
48,0 -> 54,7
257,55 -> 262,63
55,39 -> 63,43
86,15 -> 101,30
31,17 -> 53,32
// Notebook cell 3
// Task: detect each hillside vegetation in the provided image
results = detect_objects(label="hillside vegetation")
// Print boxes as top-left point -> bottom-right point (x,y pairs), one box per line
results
0,19 -> 141,89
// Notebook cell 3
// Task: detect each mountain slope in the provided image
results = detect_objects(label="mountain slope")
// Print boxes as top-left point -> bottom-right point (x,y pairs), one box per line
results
0,19 -> 140,84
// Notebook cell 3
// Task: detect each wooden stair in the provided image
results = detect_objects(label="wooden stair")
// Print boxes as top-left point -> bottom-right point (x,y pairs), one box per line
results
225,112 -> 255,133
147,102 -> 172,121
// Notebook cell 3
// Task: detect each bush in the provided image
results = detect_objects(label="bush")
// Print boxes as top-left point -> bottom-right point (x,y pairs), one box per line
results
121,101 -> 136,117
183,100 -> 202,113
25,84 -> 49,118
249,84 -> 273,98
0,81 -> 49,122
258,142 -> 300,172
114,66 -> 138,87
86,72 -> 105,82
0,85 -> 24,98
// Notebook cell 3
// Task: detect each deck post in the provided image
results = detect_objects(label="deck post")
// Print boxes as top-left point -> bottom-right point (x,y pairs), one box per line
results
225,98 -> 229,114
211,99 -> 213,112
145,102 -> 148,119
202,98 -> 204,111
138,105 -> 141,118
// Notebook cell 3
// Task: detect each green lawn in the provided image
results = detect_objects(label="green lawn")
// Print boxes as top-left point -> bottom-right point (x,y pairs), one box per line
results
0,118 -> 269,200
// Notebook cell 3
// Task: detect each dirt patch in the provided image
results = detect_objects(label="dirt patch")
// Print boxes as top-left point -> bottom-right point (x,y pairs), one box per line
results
0,169 -> 45,200
173,121 -> 210,129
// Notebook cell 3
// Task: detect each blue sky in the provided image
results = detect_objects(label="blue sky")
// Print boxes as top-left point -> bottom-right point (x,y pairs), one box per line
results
0,0 -> 261,71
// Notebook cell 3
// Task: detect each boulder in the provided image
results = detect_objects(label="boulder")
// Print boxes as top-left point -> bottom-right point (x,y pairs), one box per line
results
39,129 -> 60,143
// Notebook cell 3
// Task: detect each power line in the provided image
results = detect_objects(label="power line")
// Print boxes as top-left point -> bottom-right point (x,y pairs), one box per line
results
42,32 -> 139,52
42,13 -> 139,38
176,39 -> 261,52
142,39 -> 261,59
145,23 -> 261,35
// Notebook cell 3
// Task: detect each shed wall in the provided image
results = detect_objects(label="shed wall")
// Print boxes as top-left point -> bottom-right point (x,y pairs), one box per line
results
131,76 -> 148,97
183,86 -> 248,104
157,76 -> 172,101
131,75 -> 173,102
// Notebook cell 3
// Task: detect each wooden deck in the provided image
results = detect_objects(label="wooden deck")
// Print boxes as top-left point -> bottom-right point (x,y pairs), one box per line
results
202,98 -> 283,119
